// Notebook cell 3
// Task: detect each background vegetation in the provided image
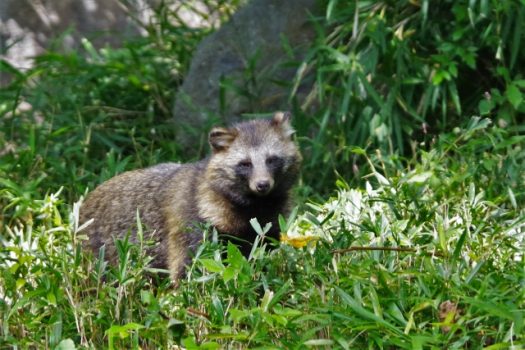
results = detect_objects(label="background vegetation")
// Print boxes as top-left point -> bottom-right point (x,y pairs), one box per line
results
1,0 -> 524,348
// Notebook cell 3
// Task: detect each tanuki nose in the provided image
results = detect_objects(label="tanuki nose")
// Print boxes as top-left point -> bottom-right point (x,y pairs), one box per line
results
255,181 -> 270,193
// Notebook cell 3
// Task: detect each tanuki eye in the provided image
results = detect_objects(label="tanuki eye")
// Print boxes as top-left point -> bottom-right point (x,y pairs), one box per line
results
266,155 -> 282,165
238,160 -> 252,168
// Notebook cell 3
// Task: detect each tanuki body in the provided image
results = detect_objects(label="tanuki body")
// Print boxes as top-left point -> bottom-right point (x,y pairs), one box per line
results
80,112 -> 301,280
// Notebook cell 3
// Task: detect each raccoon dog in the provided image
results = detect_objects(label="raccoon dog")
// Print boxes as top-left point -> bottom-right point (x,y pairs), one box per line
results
80,111 -> 302,280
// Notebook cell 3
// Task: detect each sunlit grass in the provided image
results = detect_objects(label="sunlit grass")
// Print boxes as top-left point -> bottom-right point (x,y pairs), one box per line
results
1,0 -> 525,348
1,119 -> 523,348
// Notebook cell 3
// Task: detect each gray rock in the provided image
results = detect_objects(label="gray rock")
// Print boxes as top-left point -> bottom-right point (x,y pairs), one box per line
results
0,0 -> 216,85
173,0 -> 319,139
0,0 -> 143,71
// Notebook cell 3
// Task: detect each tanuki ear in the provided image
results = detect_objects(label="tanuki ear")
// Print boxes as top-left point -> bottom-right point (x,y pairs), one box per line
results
271,111 -> 295,137
209,127 -> 238,152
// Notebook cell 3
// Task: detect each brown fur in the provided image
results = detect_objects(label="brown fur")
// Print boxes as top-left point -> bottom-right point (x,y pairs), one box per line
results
80,112 -> 301,280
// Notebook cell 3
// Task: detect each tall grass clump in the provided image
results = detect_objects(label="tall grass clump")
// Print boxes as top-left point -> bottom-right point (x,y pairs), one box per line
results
294,0 -> 525,192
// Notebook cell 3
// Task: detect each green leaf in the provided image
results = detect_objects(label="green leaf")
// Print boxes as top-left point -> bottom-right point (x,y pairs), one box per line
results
335,287 -> 403,335
182,337 -> 199,350
223,266 -> 236,283
350,146 -> 367,155
478,99 -> 494,115
506,84 -> 523,109
508,187 -> 517,209
304,339 -> 334,346
47,292 -> 57,306
326,0 -> 338,21
406,171 -> 433,184
465,260 -> 485,284
229,308 -> 251,323
249,218 -> 264,235
278,214 -> 288,232
387,303 -> 407,326
200,259 -> 225,273
452,230 -> 467,262
510,6 -> 524,69
448,82 -> 461,114
55,339 -> 76,350
268,279 -> 292,310
226,242 -> 245,269
465,116 -> 491,134
463,297 -> 522,328
513,79 -> 525,88
211,295 -> 224,322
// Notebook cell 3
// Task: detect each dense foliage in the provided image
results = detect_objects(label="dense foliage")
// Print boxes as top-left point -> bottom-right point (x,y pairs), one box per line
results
1,0 -> 524,348
297,0 -> 525,191
1,120 -> 523,348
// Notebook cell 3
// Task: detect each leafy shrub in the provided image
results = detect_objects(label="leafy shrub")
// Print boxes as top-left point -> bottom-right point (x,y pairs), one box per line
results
1,34 -> 191,196
295,0 -> 525,192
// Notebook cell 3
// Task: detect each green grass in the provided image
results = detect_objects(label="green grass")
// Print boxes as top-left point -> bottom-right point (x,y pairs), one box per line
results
1,118 -> 523,348
1,0 -> 525,348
